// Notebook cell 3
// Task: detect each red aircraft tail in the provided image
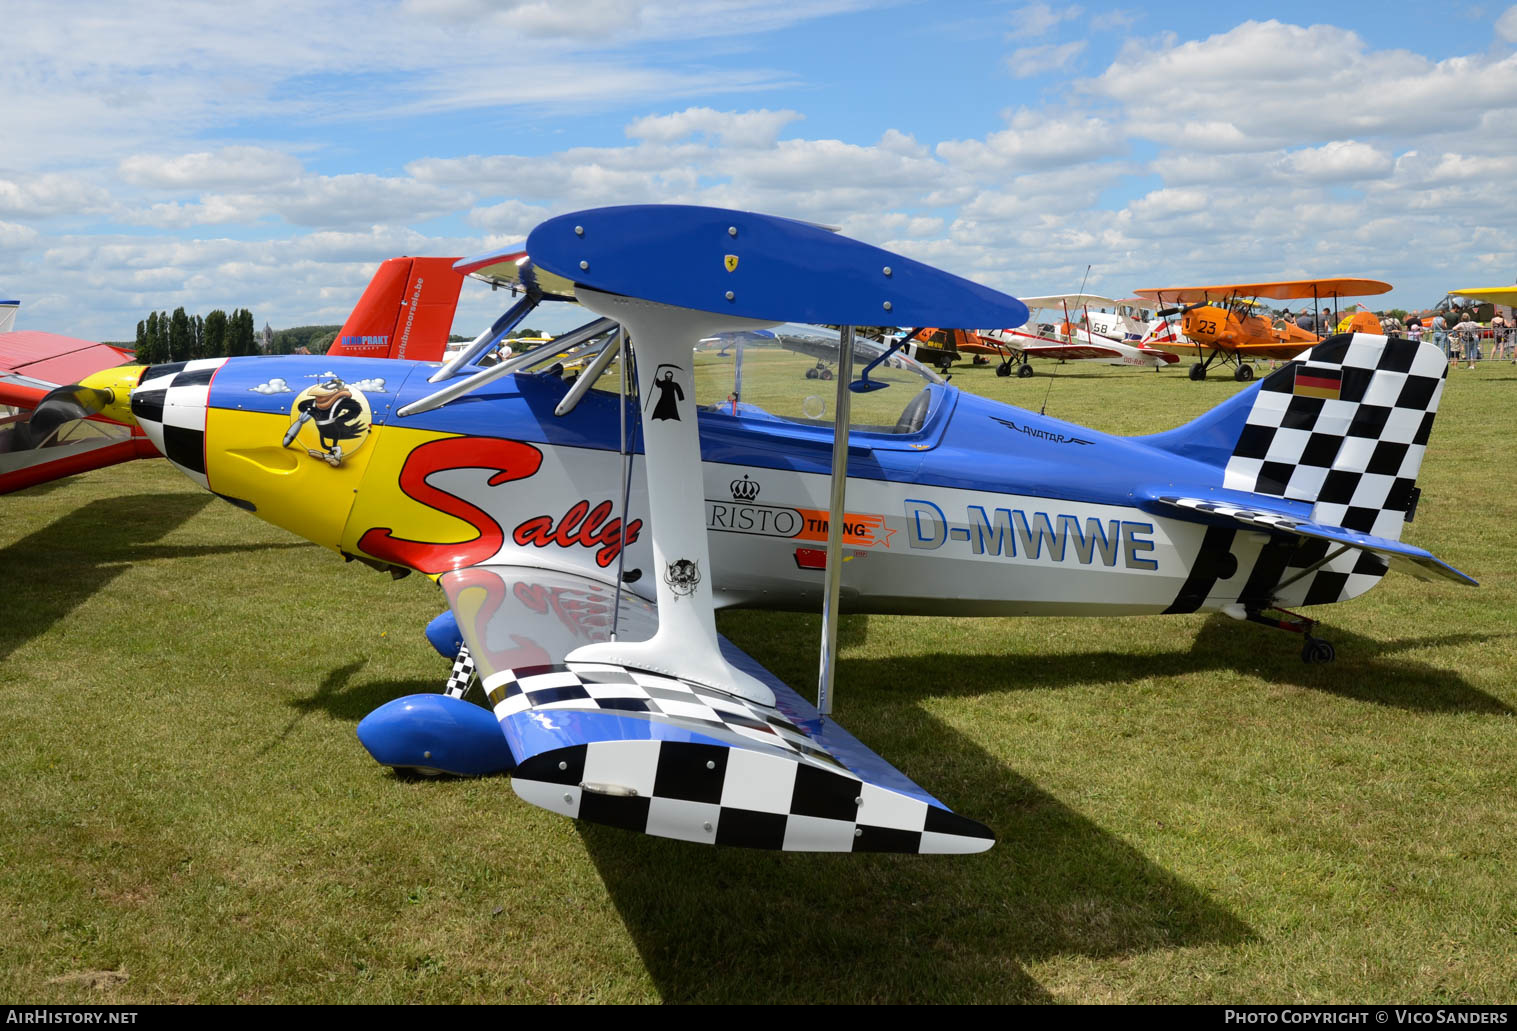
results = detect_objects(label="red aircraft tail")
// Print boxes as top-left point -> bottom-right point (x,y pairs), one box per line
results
327,257 -> 464,363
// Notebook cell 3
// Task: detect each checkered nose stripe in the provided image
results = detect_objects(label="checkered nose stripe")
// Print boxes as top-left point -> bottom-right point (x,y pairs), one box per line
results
130,358 -> 228,489
512,742 -> 995,853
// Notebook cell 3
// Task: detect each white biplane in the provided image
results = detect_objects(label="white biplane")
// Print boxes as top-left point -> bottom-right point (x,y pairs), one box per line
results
980,293 -> 1180,377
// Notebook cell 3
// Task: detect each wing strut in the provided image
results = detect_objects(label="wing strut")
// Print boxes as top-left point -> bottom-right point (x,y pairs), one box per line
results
816,325 -> 855,717
564,286 -> 780,705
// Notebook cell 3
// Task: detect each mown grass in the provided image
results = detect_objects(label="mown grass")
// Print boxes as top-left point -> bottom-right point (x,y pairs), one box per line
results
1,356 -> 1513,1003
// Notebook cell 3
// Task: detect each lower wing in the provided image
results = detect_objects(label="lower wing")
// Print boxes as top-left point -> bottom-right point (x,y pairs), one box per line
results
364,563 -> 995,854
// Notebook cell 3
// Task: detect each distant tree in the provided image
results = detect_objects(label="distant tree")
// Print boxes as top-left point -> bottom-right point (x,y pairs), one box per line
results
203,309 -> 228,358
192,314 -> 204,360
169,307 -> 190,363
135,319 -> 147,361
143,311 -> 163,364
234,309 -> 257,356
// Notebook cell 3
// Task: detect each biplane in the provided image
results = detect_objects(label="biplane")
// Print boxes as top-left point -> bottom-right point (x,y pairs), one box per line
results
1135,278 -> 1393,382
979,294 -> 1180,377
1084,297 -> 1160,343
0,323 -> 155,494
60,205 -> 1471,853
1,257 -> 466,495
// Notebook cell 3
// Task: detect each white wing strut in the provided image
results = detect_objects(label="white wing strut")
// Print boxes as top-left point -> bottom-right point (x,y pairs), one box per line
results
816,326 -> 854,717
565,287 -> 780,706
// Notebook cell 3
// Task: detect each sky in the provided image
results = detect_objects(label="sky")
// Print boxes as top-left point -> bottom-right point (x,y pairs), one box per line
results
4,0 -> 1517,340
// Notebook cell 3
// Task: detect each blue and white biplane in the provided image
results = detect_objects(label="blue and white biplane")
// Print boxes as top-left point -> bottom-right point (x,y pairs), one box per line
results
63,205 -> 1473,853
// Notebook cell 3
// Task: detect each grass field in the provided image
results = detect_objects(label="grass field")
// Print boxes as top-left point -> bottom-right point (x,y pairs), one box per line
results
2,356 -> 1514,1004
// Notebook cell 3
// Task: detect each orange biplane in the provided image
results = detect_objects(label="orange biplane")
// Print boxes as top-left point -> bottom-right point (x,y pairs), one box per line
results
1135,277 -> 1392,382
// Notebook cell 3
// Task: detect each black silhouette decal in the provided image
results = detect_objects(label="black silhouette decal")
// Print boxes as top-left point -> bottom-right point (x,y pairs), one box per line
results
647,364 -> 685,422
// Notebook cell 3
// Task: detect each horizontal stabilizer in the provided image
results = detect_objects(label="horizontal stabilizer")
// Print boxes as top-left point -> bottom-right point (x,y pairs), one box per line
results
1149,494 -> 1476,587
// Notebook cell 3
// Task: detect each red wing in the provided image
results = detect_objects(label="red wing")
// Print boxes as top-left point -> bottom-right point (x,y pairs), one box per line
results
1020,343 -> 1126,361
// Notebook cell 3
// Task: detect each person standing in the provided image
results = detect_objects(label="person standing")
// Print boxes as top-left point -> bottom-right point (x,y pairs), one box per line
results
1452,314 -> 1481,369
1491,312 -> 1508,360
1432,312 -> 1449,360
1406,317 -> 1424,346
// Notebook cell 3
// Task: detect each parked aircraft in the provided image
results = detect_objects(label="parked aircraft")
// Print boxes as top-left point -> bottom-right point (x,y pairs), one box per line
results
1135,278 -> 1393,382
64,206 -> 1470,852
3,257 -> 465,495
980,294 -> 1180,377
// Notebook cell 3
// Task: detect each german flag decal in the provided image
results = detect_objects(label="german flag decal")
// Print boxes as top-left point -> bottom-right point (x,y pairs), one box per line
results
1293,365 -> 1342,400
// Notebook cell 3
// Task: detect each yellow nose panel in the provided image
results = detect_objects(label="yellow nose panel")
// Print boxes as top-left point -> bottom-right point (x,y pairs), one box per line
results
205,407 -> 376,551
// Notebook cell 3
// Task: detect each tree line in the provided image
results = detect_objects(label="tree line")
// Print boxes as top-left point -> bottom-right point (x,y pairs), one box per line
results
134,308 -> 259,364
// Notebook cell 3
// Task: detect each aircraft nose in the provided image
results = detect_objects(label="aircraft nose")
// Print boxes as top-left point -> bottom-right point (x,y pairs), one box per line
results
129,359 -> 227,491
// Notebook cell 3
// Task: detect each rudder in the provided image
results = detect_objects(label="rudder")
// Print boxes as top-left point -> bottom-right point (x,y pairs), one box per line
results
328,256 -> 464,362
1221,333 -> 1446,541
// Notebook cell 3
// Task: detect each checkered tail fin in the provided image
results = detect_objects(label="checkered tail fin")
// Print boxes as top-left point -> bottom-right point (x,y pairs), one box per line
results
1218,334 -> 1447,541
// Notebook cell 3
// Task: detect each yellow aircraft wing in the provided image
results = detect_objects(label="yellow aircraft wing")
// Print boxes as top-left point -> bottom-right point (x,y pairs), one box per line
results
1450,286 -> 1517,306
1135,278 -> 1392,304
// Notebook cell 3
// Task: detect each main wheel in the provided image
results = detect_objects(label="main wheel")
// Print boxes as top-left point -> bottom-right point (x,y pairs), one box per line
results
1017,363 -> 1035,378
820,368 -> 834,380
996,362 -> 1012,377
1301,638 -> 1336,664
1234,364 -> 1255,382
1189,362 -> 1206,381
805,367 -> 819,379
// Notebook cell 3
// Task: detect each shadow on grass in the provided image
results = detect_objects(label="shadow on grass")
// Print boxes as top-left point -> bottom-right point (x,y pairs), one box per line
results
761,614 -> 1508,715
273,671 -> 450,741
577,697 -> 1252,1003
0,492 -> 314,663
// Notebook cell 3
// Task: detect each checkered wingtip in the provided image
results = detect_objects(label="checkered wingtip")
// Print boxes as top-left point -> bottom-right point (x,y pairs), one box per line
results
489,662 -> 994,854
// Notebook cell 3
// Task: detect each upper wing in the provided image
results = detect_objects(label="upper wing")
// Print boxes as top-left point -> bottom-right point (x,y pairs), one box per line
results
454,247 -> 579,302
0,331 -> 134,406
1135,278 -> 1392,303
1016,293 -> 1120,309
436,563 -> 995,853
1450,286 -> 1517,307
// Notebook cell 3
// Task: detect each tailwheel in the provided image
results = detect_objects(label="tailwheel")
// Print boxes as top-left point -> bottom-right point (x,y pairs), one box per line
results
1301,637 -> 1336,664
1244,606 -> 1333,663
1234,363 -> 1255,382
996,362 -> 1012,377
1017,363 -> 1035,378
1189,362 -> 1207,381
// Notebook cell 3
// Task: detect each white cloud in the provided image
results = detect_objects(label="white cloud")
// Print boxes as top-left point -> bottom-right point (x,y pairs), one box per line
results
937,109 -> 1124,173
251,378 -> 292,394
1089,20 -> 1517,149
1009,2 -> 1081,37
1498,5 -> 1517,42
1007,40 -> 1087,78
119,148 -> 305,190
0,221 -> 40,249
625,107 -> 803,148
1279,140 -> 1394,183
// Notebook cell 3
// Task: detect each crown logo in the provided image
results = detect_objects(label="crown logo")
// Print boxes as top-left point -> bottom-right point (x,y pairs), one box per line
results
730,474 -> 759,502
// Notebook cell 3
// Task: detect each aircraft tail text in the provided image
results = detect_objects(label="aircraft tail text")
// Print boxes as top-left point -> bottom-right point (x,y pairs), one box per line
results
326,256 -> 464,363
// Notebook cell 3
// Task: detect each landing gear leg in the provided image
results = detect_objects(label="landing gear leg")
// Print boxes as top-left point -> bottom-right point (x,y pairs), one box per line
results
1244,607 -> 1335,663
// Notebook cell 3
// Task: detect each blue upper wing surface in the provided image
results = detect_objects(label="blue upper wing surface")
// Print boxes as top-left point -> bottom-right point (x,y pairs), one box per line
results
525,205 -> 1029,330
